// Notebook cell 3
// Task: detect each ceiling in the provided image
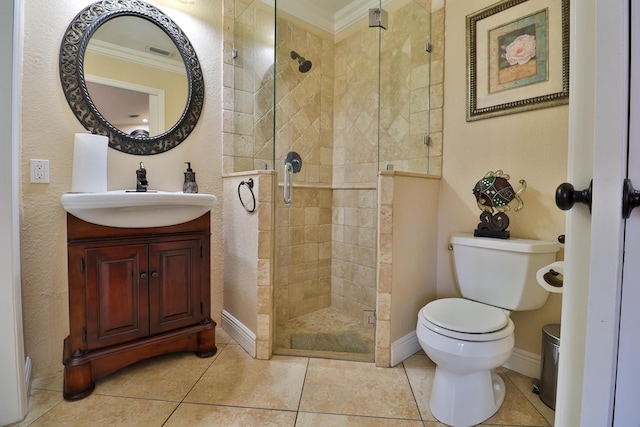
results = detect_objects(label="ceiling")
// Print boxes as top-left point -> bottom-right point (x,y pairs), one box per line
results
277,0 -> 391,34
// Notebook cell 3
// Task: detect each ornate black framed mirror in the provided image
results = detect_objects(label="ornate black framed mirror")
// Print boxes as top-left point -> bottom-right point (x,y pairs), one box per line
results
59,0 -> 204,155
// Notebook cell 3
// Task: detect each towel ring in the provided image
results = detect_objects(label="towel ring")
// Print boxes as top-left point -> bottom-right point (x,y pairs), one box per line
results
238,178 -> 256,213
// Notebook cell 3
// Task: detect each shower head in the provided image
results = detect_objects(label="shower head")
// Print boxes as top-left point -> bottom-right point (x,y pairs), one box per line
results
290,50 -> 312,73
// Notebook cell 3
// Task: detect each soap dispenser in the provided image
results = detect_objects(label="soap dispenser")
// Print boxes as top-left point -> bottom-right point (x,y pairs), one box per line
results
183,162 -> 198,193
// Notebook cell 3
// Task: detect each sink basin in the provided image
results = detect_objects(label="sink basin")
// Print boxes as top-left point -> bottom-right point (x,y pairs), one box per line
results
61,190 -> 217,228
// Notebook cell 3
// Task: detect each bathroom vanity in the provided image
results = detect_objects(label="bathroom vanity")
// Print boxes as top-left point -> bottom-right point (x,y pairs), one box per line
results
62,213 -> 216,401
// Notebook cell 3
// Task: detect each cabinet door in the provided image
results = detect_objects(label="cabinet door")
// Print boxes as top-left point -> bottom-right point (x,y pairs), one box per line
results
148,239 -> 202,335
85,244 -> 149,350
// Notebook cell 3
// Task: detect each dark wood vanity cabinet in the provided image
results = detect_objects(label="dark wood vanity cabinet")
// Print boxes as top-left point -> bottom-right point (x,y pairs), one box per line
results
63,213 -> 216,401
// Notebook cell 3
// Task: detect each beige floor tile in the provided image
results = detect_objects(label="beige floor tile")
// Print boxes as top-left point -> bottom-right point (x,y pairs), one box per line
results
403,353 -> 437,422
184,344 -> 308,411
94,351 -> 219,401
18,333 -> 551,427
296,412 -> 424,426
31,370 -> 64,392
27,394 -> 177,427
6,390 -> 63,427
216,326 -> 233,345
299,358 -> 421,420
482,373 -> 549,426
165,403 -> 297,426
504,370 -> 555,426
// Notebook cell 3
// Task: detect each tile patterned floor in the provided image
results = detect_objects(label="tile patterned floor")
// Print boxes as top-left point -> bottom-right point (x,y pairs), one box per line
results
9,328 -> 555,427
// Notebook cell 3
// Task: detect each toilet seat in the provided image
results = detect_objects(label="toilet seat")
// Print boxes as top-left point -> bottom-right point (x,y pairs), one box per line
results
419,298 -> 514,342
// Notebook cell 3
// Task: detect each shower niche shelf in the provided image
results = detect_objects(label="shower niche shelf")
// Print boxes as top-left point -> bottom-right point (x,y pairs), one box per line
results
62,212 -> 216,401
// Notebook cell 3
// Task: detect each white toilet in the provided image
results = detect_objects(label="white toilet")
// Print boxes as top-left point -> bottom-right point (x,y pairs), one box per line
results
416,233 -> 559,427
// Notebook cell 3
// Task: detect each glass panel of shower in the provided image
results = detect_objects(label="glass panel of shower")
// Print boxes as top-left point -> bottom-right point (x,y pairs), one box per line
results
230,1 -> 276,173
232,0 -> 431,362
379,1 -> 432,174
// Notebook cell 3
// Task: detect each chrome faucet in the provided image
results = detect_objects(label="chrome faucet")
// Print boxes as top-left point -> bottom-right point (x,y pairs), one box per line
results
136,162 -> 148,192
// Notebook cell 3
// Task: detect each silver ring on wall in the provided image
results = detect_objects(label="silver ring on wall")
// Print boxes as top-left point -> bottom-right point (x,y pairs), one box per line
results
238,178 -> 256,213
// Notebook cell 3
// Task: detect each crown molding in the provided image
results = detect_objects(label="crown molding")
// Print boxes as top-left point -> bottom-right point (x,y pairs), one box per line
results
334,0 -> 392,33
86,39 -> 186,75
275,0 -> 393,35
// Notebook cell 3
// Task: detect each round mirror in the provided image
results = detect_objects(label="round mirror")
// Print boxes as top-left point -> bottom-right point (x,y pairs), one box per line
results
60,1 -> 204,155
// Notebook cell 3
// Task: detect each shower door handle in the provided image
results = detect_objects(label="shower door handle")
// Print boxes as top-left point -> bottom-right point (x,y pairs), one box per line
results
284,162 -> 293,205
283,151 -> 302,205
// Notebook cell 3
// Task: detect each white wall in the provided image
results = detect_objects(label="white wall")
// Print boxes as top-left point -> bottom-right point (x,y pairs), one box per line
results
222,171 -> 276,359
0,0 -> 28,423
223,174 -> 260,333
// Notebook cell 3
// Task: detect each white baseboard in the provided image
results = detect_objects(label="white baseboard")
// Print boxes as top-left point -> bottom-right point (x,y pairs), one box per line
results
221,310 -> 256,358
25,356 -> 32,397
390,330 -> 540,379
503,347 -> 541,378
390,331 -> 421,367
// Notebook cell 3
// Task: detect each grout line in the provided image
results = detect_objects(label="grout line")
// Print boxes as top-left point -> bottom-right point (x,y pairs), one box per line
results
160,342 -> 230,426
293,356 -> 311,425
401,357 -> 425,423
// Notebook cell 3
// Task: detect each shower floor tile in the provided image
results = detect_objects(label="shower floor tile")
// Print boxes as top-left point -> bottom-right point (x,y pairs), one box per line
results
274,306 -> 375,361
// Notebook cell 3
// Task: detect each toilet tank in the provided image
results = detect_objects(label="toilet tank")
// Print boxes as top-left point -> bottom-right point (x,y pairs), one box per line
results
451,233 -> 560,311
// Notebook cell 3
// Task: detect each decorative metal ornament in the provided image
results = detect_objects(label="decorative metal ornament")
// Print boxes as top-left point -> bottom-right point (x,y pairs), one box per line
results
473,170 -> 526,238
59,0 -> 205,155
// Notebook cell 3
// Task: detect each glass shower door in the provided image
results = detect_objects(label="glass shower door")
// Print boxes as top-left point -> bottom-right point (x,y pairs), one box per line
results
271,2 -> 384,362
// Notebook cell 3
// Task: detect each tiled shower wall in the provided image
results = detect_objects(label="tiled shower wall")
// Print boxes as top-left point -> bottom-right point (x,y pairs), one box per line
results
275,186 -> 333,325
223,0 -> 275,173
379,0 -> 433,173
275,14 -> 334,186
272,13 -> 335,323
223,0 -> 444,361
331,188 -> 378,320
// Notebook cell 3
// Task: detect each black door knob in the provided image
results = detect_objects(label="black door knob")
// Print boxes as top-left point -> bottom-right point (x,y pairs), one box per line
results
623,178 -> 640,218
555,180 -> 593,212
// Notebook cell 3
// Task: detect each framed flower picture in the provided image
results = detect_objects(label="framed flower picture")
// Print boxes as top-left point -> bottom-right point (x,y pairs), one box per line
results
466,0 -> 569,121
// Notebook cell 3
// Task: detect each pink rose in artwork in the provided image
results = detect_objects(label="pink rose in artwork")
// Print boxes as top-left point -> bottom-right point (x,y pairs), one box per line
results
504,34 -> 536,66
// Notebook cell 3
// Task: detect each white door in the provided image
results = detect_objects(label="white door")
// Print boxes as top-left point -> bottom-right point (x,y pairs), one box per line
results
612,0 -> 640,423
555,0 -> 630,425
555,0 -> 637,427
0,0 -> 28,424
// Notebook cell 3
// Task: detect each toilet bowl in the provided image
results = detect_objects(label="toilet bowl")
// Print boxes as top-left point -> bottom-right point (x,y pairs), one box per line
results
417,298 -> 515,427
416,234 -> 559,427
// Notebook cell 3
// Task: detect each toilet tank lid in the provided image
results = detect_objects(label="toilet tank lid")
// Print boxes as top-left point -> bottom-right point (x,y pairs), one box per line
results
451,233 -> 559,254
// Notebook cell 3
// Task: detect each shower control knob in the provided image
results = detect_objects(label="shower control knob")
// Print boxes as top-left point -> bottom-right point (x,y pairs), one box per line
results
555,180 -> 592,213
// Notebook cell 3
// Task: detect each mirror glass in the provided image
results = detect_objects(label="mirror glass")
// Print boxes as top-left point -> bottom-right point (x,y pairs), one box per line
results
60,1 -> 204,155
84,16 -> 189,138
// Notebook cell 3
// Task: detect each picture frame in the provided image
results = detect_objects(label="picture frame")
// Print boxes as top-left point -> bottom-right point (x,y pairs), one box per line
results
466,0 -> 569,121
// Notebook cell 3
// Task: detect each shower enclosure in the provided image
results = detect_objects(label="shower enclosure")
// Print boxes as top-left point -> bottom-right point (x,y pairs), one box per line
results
228,0 -> 432,362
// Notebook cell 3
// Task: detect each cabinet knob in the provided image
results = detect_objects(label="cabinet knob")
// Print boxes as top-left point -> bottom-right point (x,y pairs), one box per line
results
140,272 -> 147,279
151,271 -> 159,278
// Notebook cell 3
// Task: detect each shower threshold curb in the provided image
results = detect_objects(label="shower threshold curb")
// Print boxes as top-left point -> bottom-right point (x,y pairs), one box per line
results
274,347 -> 374,363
